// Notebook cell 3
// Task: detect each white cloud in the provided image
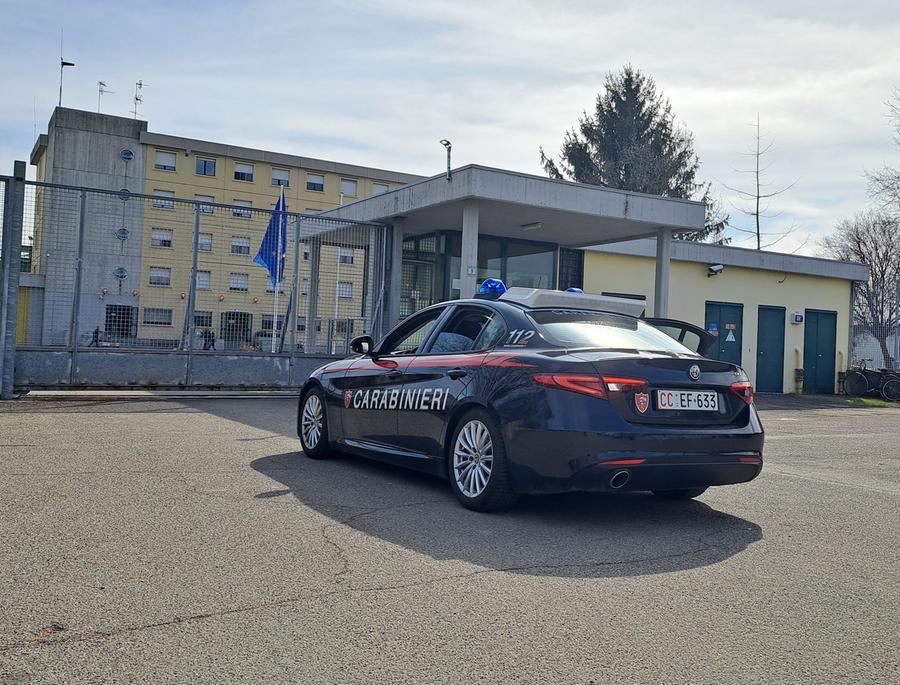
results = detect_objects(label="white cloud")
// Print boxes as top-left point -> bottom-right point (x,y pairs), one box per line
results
1,0 -> 898,255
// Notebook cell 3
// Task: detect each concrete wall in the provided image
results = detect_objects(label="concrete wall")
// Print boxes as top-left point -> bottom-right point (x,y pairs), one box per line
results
583,251 -> 854,393
13,349 -> 341,388
32,108 -> 149,345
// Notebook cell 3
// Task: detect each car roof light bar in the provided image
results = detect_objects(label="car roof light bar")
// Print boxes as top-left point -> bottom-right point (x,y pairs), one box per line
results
499,287 -> 646,317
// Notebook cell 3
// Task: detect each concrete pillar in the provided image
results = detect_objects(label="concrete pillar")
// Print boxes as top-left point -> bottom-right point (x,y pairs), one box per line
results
0,161 -> 26,399
385,222 -> 403,331
653,227 -> 672,318
460,202 -> 479,298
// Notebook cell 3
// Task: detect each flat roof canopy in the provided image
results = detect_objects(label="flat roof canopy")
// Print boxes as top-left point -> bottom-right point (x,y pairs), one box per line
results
320,164 -> 705,247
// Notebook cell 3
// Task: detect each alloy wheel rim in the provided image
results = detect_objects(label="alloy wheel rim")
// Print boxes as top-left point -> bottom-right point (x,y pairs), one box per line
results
301,394 -> 323,448
453,420 -> 493,498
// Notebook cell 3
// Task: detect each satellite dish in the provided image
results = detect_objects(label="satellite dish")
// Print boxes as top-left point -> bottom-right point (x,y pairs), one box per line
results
115,228 -> 130,241
113,267 -> 128,280
118,188 -> 131,201
120,149 -> 134,162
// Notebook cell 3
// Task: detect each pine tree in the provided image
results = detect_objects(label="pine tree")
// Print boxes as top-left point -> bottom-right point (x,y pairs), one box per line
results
540,65 -> 727,242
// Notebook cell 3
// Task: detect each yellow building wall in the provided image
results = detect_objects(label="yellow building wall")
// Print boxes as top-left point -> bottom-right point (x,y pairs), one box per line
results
16,287 -> 30,345
138,148 -> 381,344
583,252 -> 853,393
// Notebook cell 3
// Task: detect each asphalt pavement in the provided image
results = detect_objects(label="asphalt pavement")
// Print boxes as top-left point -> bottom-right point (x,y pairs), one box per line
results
0,396 -> 897,684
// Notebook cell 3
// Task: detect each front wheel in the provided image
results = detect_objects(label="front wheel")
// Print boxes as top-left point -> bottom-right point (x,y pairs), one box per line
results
843,370 -> 869,397
881,377 -> 900,402
448,409 -> 518,512
652,487 -> 708,500
299,387 -> 333,459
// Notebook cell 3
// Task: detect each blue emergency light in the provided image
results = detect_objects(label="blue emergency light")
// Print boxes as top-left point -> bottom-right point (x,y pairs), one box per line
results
566,287 -> 584,294
475,278 -> 507,300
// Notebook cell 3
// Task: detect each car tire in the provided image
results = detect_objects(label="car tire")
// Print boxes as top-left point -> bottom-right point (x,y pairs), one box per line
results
652,487 -> 708,500
447,408 -> 518,512
299,387 -> 333,459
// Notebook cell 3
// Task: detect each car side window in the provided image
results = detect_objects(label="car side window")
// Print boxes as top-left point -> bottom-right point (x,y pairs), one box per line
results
428,308 -> 505,354
380,309 -> 444,356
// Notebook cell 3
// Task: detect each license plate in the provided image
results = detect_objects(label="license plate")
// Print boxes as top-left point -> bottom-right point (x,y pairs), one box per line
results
656,389 -> 719,411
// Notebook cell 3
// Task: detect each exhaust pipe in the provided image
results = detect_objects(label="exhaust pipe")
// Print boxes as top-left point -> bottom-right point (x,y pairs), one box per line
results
609,470 -> 631,490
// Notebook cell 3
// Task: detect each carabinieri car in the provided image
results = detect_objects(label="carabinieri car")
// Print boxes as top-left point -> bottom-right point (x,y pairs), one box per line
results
297,281 -> 763,511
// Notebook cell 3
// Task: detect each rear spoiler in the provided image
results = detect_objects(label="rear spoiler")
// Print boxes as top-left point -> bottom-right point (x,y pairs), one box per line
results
500,287 -> 646,318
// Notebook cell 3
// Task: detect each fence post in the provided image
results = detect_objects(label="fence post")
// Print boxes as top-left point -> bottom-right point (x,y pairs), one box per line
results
67,190 -> 87,385
183,204 -> 201,385
304,240 -> 322,353
0,161 -> 26,399
287,216 -> 301,354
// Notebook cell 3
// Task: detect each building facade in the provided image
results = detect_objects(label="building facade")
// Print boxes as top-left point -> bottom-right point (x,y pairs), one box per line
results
18,107 -> 869,393
28,108 -> 422,349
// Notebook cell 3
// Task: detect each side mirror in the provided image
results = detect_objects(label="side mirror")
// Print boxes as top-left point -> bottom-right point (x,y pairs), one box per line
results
350,334 -> 374,356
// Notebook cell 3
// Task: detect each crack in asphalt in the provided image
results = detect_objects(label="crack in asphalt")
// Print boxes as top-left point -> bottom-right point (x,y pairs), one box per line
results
2,501 -> 738,652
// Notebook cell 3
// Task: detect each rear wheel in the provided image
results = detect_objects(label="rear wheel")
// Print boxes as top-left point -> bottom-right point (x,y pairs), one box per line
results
448,409 -> 518,512
652,487 -> 708,500
843,370 -> 869,396
299,387 -> 332,459
881,377 -> 900,402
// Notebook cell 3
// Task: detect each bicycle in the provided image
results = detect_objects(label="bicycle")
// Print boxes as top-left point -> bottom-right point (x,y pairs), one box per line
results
844,361 -> 900,401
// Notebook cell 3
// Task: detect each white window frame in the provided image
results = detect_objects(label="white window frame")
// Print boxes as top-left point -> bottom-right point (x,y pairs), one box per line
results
340,178 -> 358,197
234,162 -> 254,183
337,281 -> 353,299
229,272 -> 250,292
232,199 -> 252,219
154,150 -> 177,172
272,168 -> 291,187
306,173 -> 325,192
193,310 -> 213,328
198,232 -> 213,252
195,158 -> 217,177
196,270 -> 211,290
372,182 -> 389,195
143,307 -> 173,326
195,195 -> 215,214
231,236 -> 251,255
302,278 -> 310,295
152,190 -> 175,210
150,227 -> 173,248
338,248 -> 354,265
148,266 -> 172,287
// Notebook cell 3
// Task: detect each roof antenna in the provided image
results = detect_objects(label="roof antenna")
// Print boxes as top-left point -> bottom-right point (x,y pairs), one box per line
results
58,29 -> 75,107
131,80 -> 146,119
97,81 -> 113,113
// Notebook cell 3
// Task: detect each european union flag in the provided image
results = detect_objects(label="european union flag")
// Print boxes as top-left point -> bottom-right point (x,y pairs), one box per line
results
254,187 -> 288,287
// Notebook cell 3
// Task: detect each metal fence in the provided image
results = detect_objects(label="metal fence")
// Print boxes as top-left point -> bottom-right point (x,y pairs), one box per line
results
849,282 -> 899,371
2,175 -> 388,387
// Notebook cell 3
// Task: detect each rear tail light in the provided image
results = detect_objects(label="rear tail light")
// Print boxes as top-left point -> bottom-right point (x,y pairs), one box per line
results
532,374 -> 647,400
730,382 -> 754,406
533,374 -> 607,399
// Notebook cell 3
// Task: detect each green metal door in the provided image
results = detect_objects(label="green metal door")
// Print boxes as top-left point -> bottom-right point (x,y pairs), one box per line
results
705,302 -> 743,365
756,306 -> 786,392
803,310 -> 837,394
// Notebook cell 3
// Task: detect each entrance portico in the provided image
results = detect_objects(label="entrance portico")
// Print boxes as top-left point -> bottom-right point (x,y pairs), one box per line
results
321,165 -> 705,330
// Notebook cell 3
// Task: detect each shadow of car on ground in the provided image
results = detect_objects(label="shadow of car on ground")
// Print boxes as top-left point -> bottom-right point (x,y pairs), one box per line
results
251,450 -> 763,581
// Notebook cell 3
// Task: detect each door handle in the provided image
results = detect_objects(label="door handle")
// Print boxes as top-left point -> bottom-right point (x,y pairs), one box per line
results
386,369 -> 402,378
447,368 -> 467,379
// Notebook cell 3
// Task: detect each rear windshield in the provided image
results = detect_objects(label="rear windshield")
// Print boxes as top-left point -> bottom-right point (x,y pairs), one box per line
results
528,309 -> 696,355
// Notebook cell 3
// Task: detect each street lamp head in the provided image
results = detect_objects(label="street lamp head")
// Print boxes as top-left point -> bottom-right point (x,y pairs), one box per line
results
439,139 -> 452,148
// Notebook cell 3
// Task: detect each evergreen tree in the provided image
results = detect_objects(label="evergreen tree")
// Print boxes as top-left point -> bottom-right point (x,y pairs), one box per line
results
540,65 -> 727,242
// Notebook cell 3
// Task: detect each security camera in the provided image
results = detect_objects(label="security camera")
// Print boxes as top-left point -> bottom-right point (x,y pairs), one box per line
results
707,264 -> 725,277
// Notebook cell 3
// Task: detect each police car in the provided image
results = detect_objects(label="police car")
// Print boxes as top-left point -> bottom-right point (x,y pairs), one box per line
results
297,280 -> 763,511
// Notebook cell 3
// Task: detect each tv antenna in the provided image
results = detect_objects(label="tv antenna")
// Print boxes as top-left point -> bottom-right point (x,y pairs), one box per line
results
97,81 -> 114,113
131,80 -> 146,119
58,29 -> 75,107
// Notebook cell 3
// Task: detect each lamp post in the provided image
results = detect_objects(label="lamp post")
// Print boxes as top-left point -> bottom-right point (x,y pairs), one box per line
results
439,139 -> 452,181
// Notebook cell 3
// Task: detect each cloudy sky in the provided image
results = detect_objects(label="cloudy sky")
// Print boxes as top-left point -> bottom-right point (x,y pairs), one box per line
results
1,0 -> 898,253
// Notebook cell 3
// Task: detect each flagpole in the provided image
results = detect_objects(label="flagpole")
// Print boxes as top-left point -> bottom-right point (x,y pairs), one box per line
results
272,187 -> 284,353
